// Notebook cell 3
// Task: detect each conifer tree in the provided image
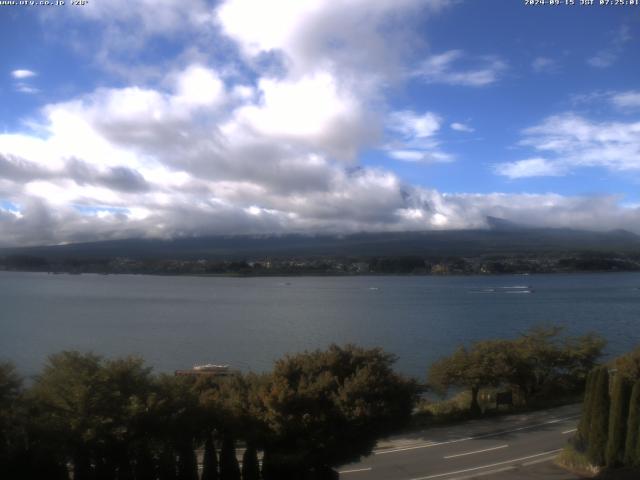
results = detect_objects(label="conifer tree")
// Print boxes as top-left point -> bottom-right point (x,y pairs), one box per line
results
158,447 -> 177,480
624,381 -> 640,467
202,435 -> 219,480
241,444 -> 260,480
133,446 -> 155,480
177,442 -> 198,480
606,374 -> 631,467
220,434 -> 241,480
576,368 -> 597,449
261,450 -> 275,480
587,367 -> 610,466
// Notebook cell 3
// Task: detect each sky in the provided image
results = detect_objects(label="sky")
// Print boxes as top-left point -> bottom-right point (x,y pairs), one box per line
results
0,0 -> 639,247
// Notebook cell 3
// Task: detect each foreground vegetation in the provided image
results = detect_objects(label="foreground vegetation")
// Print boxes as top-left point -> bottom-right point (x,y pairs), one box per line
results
0,345 -> 416,480
562,347 -> 640,476
0,328 -> 614,479
427,327 -> 605,416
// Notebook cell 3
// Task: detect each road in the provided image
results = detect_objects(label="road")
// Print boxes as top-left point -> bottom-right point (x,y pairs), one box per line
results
338,404 -> 582,480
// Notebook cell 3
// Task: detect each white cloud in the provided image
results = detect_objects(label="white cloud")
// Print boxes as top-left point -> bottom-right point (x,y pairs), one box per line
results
450,122 -> 474,133
3,0 -> 640,246
11,69 -> 36,79
172,64 -> 225,109
71,0 -> 214,36
495,113 -> 640,178
611,91 -> 640,110
233,72 -> 374,161
389,111 -> 441,139
415,50 -> 506,87
15,83 -> 39,94
494,158 -> 565,179
386,110 -> 453,163
217,0 -> 448,79
11,69 -> 38,94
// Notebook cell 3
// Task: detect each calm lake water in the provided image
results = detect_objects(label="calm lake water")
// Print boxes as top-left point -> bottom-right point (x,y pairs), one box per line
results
2,271 -> 640,379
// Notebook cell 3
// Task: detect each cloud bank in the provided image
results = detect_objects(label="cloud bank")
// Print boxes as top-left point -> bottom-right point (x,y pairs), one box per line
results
1,0 -> 639,247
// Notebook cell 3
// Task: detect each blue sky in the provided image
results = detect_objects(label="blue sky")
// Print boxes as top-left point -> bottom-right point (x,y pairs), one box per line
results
0,0 -> 639,246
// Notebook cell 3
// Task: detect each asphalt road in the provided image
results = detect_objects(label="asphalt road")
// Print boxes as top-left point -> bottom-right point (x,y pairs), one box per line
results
337,404 -> 582,480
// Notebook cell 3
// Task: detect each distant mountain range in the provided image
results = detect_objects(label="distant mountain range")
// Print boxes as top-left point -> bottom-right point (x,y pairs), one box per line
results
2,218 -> 640,260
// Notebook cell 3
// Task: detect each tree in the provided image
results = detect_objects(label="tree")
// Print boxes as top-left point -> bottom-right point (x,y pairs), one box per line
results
241,444 -> 260,480
158,447 -> 177,480
575,368 -> 597,449
428,340 -> 510,415
504,327 -> 604,405
606,374 -> 631,467
201,434 -> 219,480
614,347 -> 640,381
176,442 -> 198,480
133,445 -> 156,480
587,367 -> 610,466
261,344 -> 417,476
29,351 -> 156,479
624,381 -> 640,466
0,362 -> 24,475
219,434 -> 241,480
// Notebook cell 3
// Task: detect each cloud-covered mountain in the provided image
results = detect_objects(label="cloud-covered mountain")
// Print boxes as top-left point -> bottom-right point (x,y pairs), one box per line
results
1,1 -> 638,247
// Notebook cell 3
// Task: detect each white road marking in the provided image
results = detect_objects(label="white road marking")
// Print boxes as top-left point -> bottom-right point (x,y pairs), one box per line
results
375,415 -> 579,455
562,428 -> 577,434
444,466 -> 516,480
338,467 -> 373,474
409,449 -> 563,480
522,455 -> 558,466
443,444 -> 508,459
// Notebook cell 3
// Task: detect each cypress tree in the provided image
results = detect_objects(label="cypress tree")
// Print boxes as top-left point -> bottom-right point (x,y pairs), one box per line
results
219,435 -> 241,480
576,368 -> 597,449
606,374 -> 631,467
158,447 -> 177,480
241,444 -> 260,480
624,381 -> 640,467
117,450 -> 135,480
261,450 -> 275,480
587,367 -> 610,466
133,445 -> 155,480
73,448 -> 93,480
176,443 -> 198,480
201,435 -> 219,480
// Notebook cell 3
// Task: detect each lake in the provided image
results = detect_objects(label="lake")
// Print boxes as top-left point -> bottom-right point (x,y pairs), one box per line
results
1,271 -> 639,379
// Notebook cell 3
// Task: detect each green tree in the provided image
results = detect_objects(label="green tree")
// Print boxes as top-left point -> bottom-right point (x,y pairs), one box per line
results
201,434 -> 219,480
241,444 -> 260,480
133,445 -> 156,480
613,347 -> 640,381
261,344 -> 417,476
261,449 -> 276,480
158,447 -> 177,480
606,374 -> 631,467
575,368 -> 597,449
0,362 -> 24,475
29,351 -> 155,479
587,367 -> 610,466
624,381 -> 640,466
219,434 -> 241,480
176,442 -> 198,480
428,340 -> 510,415
505,327 -> 604,405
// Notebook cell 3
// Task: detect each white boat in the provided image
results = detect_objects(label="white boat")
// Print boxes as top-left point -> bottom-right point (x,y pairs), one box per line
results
192,364 -> 230,372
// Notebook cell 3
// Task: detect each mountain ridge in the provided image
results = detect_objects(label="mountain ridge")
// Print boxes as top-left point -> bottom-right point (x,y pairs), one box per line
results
2,219 -> 639,260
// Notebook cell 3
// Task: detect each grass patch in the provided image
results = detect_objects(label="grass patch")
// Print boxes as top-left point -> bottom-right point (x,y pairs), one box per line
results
556,445 -> 600,478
